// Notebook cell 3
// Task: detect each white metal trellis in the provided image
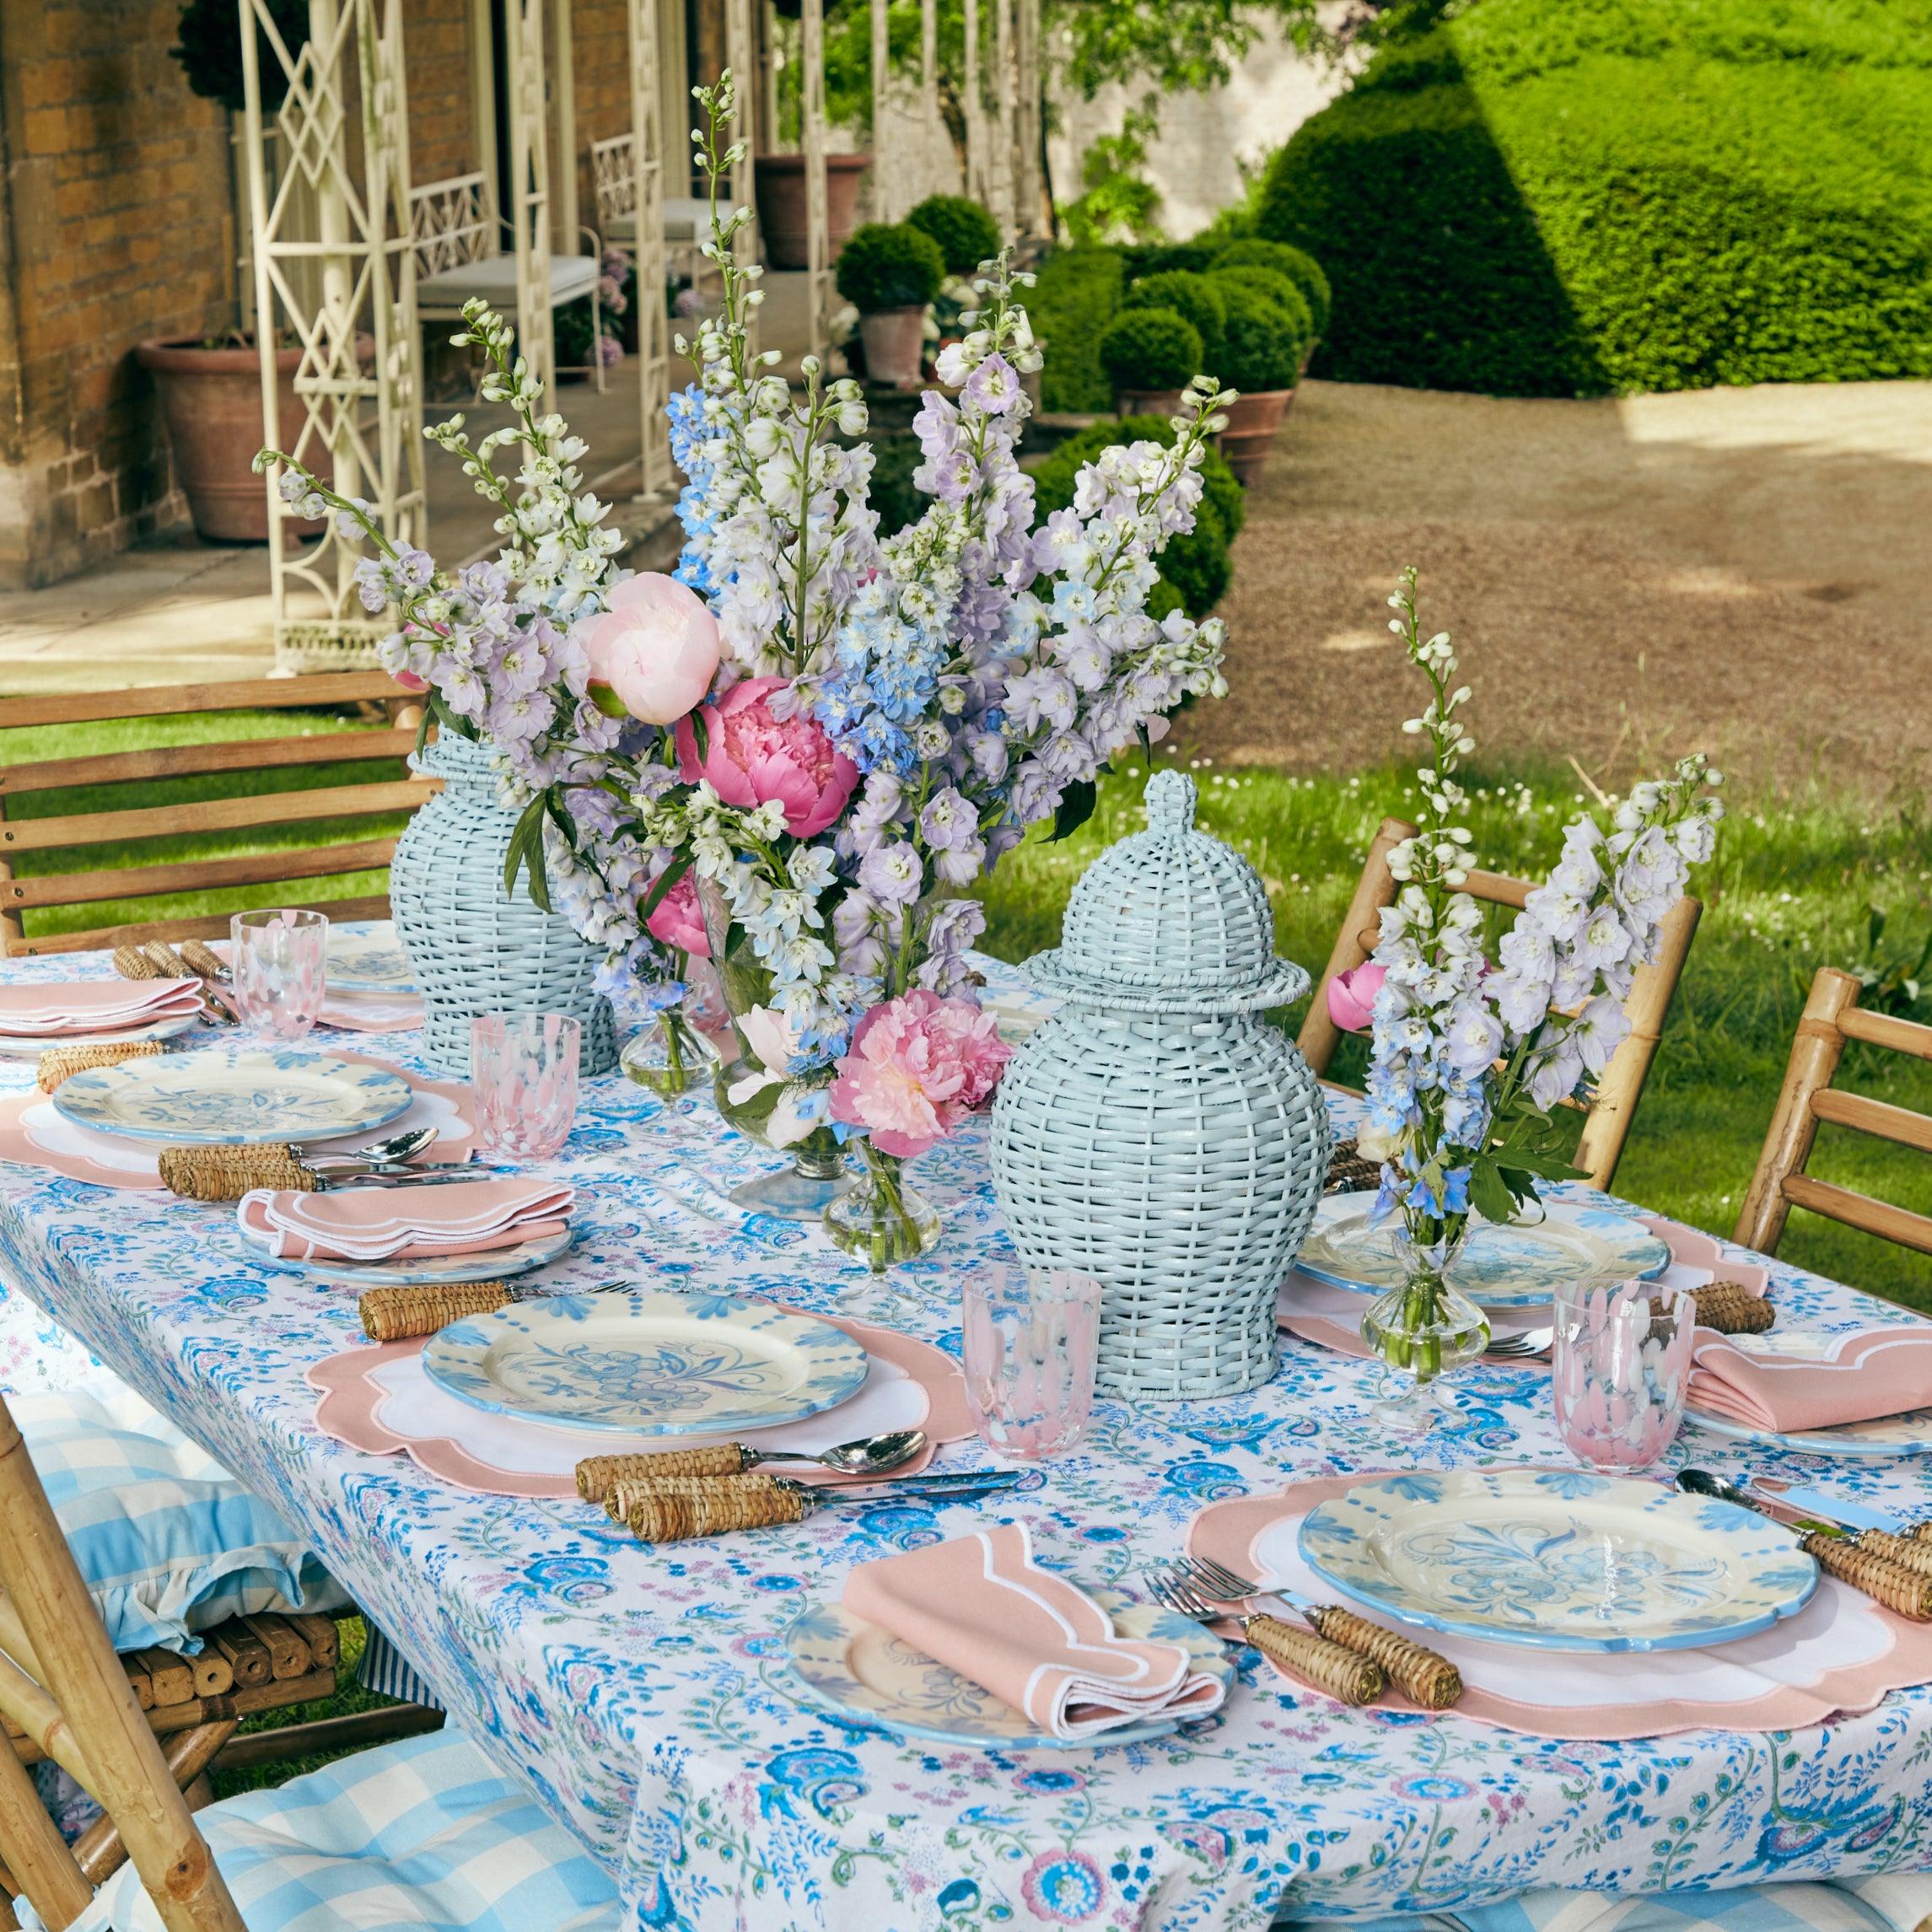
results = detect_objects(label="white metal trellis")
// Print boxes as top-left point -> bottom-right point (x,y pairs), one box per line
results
239,0 -> 425,673
869,0 -> 891,223
1014,0 -> 1041,237
801,0 -> 830,368
503,0 -> 556,392
627,0 -> 673,495
725,0 -> 760,358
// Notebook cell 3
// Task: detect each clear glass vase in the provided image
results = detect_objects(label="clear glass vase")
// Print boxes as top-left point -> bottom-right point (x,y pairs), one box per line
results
1359,1219 -> 1490,1431
823,1146 -> 941,1273
620,1007 -> 714,1096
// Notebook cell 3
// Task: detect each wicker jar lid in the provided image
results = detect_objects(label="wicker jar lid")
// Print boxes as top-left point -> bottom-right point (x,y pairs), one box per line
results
1022,768 -> 1309,1014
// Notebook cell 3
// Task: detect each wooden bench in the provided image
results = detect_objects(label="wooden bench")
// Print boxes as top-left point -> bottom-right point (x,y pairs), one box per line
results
0,673 -> 435,959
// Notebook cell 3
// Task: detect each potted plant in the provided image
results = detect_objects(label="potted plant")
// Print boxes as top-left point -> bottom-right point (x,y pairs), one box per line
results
1213,237 -> 1330,372
1205,277 -> 1302,485
754,153 -> 873,270
1121,270 -> 1227,376
1097,307 -> 1203,418
835,223 -> 946,389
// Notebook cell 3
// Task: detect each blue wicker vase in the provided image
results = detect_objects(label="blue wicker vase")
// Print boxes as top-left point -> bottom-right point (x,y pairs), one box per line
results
990,769 -> 1331,1400
388,733 -> 618,1078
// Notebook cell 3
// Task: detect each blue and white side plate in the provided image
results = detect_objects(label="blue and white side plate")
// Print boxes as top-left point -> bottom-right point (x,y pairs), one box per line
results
1684,1403 -> 1932,1461
1296,1197 -> 1671,1310
1299,1468 -> 1817,1653
0,1011 -> 202,1060
422,1290 -> 870,1436
245,1224 -> 573,1289
326,926 -> 417,994
51,1046 -> 413,1145
780,1596 -> 1232,1751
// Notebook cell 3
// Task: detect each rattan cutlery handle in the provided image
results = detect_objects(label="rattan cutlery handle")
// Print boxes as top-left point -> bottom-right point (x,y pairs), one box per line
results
36,1040 -> 170,1093
576,1445 -> 751,1500
1909,1523 -> 1932,1544
618,1475 -> 808,1542
1242,1614 -> 1385,1706
157,1145 -> 315,1200
112,944 -> 162,981
1307,1604 -> 1462,1709
1853,1530 -> 1932,1582
604,1472 -> 779,1522
1802,1533 -> 1932,1618
358,1283 -> 511,1343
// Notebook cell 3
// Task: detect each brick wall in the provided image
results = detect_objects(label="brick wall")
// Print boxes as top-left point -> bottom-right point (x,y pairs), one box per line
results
573,0 -> 631,233
409,0 -> 479,192
0,0 -> 234,589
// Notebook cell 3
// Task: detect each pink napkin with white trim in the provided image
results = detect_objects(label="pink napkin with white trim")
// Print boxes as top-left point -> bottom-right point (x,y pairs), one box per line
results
842,1524 -> 1227,1740
235,1176 -> 573,1262
0,979 -> 204,1036
1688,1327 -> 1932,1433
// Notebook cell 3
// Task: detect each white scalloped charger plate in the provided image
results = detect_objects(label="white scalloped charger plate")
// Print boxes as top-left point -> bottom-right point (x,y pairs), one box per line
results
245,1224 -> 573,1289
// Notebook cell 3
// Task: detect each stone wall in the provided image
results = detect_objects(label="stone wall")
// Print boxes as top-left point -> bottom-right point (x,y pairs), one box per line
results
0,0 -> 234,589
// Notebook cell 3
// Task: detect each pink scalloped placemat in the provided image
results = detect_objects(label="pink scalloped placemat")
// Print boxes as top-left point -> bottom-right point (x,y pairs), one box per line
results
308,1308 -> 974,1498
0,1052 -> 475,1191
1188,1471 -> 1932,1740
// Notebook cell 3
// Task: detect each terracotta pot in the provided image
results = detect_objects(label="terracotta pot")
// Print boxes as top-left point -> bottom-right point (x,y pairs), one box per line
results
1115,387 -> 1184,420
136,339 -> 327,543
754,153 -> 870,270
1215,386 -> 1293,486
859,306 -> 927,389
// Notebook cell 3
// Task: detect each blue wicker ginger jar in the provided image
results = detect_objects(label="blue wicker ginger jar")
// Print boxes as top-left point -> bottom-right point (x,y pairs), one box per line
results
989,769 -> 1330,1399
389,733 -> 617,1078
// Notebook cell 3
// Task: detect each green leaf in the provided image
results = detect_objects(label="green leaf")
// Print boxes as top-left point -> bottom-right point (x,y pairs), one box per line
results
502,793 -> 548,903
1467,1154 -> 1516,1226
689,711 -> 709,766
639,853 -> 692,922
1047,779 -> 1098,843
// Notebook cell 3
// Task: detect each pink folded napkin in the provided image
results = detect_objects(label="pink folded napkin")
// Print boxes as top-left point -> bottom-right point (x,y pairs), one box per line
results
1688,1327 -> 1932,1434
842,1524 -> 1227,1740
317,991 -> 426,1033
0,979 -> 204,1037
236,1176 -> 573,1262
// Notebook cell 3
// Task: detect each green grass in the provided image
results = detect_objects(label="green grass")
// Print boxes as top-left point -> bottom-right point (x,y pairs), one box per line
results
3,708 -> 413,941
976,756 -> 1932,1313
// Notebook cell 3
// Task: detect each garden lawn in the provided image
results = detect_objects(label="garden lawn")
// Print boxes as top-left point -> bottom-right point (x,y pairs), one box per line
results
977,756 -> 1932,1315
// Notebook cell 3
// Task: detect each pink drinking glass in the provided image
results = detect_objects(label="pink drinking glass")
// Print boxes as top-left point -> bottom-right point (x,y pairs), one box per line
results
961,1263 -> 1102,1460
229,909 -> 328,1041
470,1013 -> 581,1160
1553,1278 -> 1696,1471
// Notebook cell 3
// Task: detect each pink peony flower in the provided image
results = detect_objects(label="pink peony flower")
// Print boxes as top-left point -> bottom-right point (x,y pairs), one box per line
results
1326,961 -> 1385,1033
580,573 -> 722,726
828,988 -> 1013,1159
643,869 -> 708,958
675,675 -> 858,839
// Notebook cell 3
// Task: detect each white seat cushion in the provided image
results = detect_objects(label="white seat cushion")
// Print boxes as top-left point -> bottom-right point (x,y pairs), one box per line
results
602,198 -> 708,248
24,1731 -> 622,1932
14,1387 -> 346,1655
417,254 -> 601,311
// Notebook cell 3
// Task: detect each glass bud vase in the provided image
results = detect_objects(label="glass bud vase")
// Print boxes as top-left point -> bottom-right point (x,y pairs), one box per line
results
1359,1221 -> 1490,1431
824,1146 -> 941,1273
620,1005 -> 714,1096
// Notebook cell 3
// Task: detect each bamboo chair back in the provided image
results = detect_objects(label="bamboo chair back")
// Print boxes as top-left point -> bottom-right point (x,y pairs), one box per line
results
0,1391 -> 246,1931
1735,966 -> 1932,1258
0,673 -> 433,960
1296,814 -> 1703,1192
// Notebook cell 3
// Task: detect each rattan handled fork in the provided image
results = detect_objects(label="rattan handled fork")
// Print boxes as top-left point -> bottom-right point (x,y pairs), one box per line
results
1177,1553 -> 1464,1709
1144,1564 -> 1385,1706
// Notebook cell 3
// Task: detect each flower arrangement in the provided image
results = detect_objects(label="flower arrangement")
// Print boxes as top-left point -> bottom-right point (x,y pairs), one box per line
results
258,71 -> 1230,1266
1334,567 -> 1724,1392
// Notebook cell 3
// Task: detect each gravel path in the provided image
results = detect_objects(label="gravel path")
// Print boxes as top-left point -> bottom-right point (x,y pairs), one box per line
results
1184,379 -> 1932,800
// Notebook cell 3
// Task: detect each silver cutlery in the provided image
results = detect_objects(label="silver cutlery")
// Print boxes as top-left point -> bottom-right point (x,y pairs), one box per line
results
1676,1470 -> 1932,1617
1144,1564 -> 1386,1705
1169,1553 -> 1463,1708
301,1163 -> 509,1192
1740,1477 -> 1932,1579
1751,1475 -> 1932,1547
578,1428 -> 933,1499
611,1467 -> 1025,1541
318,1126 -> 439,1164
1483,1326 -> 1553,1360
745,1428 -> 929,1478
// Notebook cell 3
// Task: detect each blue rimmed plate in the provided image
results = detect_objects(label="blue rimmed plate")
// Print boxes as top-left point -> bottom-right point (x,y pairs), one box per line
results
326,926 -> 417,994
0,1010 -> 203,1060
245,1224 -> 573,1289
51,1046 -> 412,1145
1296,1197 -> 1670,1310
779,1596 -> 1232,1750
1684,1404 -> 1932,1461
422,1289 -> 869,1436
1298,1468 -> 1817,1653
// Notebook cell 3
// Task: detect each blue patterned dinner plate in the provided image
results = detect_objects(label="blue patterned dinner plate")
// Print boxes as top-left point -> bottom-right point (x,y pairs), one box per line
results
779,1596 -> 1232,1750
1296,1197 -> 1671,1310
245,1224 -> 573,1289
51,1046 -> 413,1145
1683,1403 -> 1932,1461
325,926 -> 417,993
1298,1469 -> 1817,1653
422,1290 -> 870,1436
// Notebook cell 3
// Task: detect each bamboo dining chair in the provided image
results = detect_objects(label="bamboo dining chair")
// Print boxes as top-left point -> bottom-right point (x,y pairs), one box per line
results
1296,815 -> 1703,1192
0,1391 -> 619,1932
0,674 -> 433,961
1735,966 -> 1932,1259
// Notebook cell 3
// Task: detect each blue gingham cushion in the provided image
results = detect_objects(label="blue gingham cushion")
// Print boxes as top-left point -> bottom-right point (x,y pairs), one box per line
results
1294,1876 -> 1932,1932
19,1731 -> 622,1932
13,1387 -> 346,1655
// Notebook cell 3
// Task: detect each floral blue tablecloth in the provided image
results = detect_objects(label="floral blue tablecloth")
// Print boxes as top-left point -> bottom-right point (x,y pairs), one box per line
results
3,944 -> 1930,1932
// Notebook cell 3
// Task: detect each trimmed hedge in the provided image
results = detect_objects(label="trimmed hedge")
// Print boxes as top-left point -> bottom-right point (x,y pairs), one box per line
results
1257,0 -> 1932,396
1210,267 -> 1313,349
1030,416 -> 1244,619
1122,272 -> 1228,370
1098,308 -> 1203,393
906,195 -> 1003,276
1212,281 -> 1302,393
835,222 -> 945,314
1030,246 -> 1126,412
1213,238 -> 1332,336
